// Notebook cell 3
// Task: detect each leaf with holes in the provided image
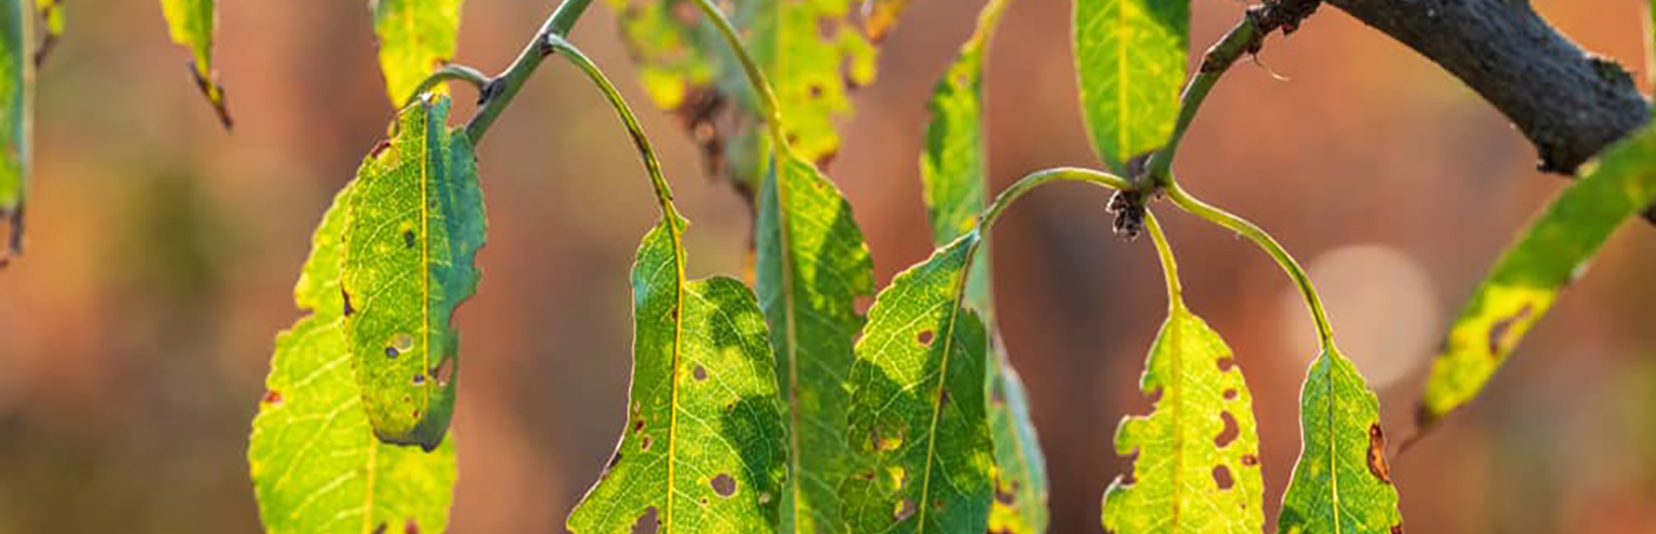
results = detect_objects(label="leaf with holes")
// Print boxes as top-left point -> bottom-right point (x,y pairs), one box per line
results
603,0 -> 898,194
160,0 -> 229,127
0,0 -> 29,265
755,154 -> 874,534
341,94 -> 485,451
1276,348 -> 1402,534
371,0 -> 464,106
918,2 -> 1048,532
1101,300 -> 1263,534
1072,0 -> 1188,172
842,233 -> 995,534
249,182 -> 458,534
1419,126 -> 1656,426
566,208 -> 787,534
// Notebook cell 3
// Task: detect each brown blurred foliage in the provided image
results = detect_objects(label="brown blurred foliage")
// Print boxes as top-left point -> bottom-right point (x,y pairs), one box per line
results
1,0 -> 1655,533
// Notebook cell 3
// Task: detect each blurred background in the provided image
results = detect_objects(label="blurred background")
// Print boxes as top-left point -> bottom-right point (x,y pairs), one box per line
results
2,0 -> 1655,532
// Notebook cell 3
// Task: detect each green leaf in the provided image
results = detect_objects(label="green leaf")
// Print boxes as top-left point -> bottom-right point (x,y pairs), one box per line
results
340,95 -> 484,450
1072,0 -> 1189,172
1276,348 -> 1402,534
0,0 -> 28,265
755,154 -> 875,534
918,2 -> 1049,532
603,0 -> 896,193
371,0 -> 464,106
842,233 -> 995,534
34,0 -> 60,60
1101,302 -> 1263,534
249,182 -> 458,534
566,215 -> 788,534
160,0 -> 229,127
1419,126 -> 1656,424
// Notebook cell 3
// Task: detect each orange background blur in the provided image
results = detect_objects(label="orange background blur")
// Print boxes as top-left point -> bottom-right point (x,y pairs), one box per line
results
2,0 -> 1655,532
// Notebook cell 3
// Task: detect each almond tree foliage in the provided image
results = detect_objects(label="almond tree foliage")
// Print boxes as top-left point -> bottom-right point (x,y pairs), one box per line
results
0,0 -> 1653,533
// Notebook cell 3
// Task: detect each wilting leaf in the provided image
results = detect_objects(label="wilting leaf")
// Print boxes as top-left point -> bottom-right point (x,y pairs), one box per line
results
566,214 -> 787,534
0,0 -> 27,265
862,0 -> 912,43
371,0 -> 464,106
919,1 -> 1049,532
1072,0 -> 1188,172
341,95 -> 485,450
1277,348 -> 1402,534
160,0 -> 229,127
1101,302 -> 1263,534
754,154 -> 875,534
1419,127 -> 1656,425
249,183 -> 458,534
603,0 -> 899,194
842,234 -> 995,534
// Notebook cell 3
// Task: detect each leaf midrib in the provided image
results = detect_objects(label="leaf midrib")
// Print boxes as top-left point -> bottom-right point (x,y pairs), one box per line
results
914,234 -> 981,534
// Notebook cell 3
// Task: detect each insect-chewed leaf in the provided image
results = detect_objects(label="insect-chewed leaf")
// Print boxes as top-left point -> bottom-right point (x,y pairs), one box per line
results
0,0 -> 29,265
341,94 -> 485,451
603,0 -> 889,192
567,214 -> 787,534
1419,127 -> 1656,426
920,3 -> 1048,532
1102,302 -> 1263,534
371,0 -> 464,106
842,234 -> 995,534
1072,0 -> 1188,172
755,154 -> 874,534
160,0 -> 229,127
1277,349 -> 1401,534
249,183 -> 458,534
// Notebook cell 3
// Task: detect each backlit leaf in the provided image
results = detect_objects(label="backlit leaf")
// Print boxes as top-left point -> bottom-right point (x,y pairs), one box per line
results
0,0 -> 28,265
1419,126 -> 1656,425
1072,0 -> 1188,172
1101,303 -> 1263,534
1276,348 -> 1402,534
160,0 -> 229,127
249,182 -> 458,534
842,234 -> 995,534
341,95 -> 485,450
371,0 -> 464,106
919,2 -> 1049,532
755,154 -> 875,534
603,0 -> 897,194
34,0 -> 60,64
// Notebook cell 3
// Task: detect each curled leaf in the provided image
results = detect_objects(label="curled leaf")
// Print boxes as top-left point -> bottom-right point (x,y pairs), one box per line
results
160,0 -> 230,128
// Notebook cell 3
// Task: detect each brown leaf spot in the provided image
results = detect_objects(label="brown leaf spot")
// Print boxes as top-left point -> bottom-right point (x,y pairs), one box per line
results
1487,304 -> 1534,356
1367,424 -> 1393,484
1214,411 -> 1240,448
711,473 -> 737,497
693,365 -> 708,381
404,519 -> 420,534
640,436 -> 652,451
894,499 -> 917,522
916,330 -> 934,347
1215,357 -> 1237,372
1240,454 -> 1259,466
1212,464 -> 1235,490
341,288 -> 355,317
262,390 -> 284,405
403,230 -> 417,249
1390,523 -> 1404,534
1223,388 -> 1238,401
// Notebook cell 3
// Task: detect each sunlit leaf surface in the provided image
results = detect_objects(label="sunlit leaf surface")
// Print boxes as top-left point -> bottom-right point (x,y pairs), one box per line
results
371,0 -> 464,106
0,0 -> 29,264
160,0 -> 229,126
1277,348 -> 1402,534
1073,0 -> 1188,172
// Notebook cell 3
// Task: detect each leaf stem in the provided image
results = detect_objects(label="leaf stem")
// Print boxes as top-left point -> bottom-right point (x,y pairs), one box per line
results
541,36 -> 677,216
685,0 -> 791,156
463,0 -> 597,144
1142,210 -> 1182,310
1163,182 -> 1334,346
403,64 -> 492,109
979,167 -> 1130,232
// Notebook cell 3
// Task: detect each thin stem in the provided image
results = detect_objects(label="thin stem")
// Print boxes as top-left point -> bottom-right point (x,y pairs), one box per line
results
403,64 -> 492,109
979,167 -> 1130,232
542,36 -> 676,216
1143,210 -> 1182,310
1164,182 -> 1334,347
463,0 -> 597,144
685,0 -> 790,156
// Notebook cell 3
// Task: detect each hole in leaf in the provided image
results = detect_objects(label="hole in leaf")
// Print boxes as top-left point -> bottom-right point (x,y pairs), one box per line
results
403,230 -> 416,249
633,418 -> 646,434
1214,411 -> 1240,448
1119,452 -> 1140,485
1241,454 -> 1259,466
385,346 -> 400,358
711,474 -> 737,497
1391,524 -> 1404,534
916,330 -> 934,347
341,289 -> 355,317
1367,424 -> 1393,484
1216,357 -> 1237,372
413,374 -> 426,386
893,499 -> 916,522
853,295 -> 874,316
640,436 -> 652,451
431,357 -> 454,387
693,365 -> 708,381
1213,465 -> 1234,490
404,519 -> 421,534
1488,303 -> 1534,356
1223,388 -> 1238,400
630,507 -> 658,534
262,390 -> 283,405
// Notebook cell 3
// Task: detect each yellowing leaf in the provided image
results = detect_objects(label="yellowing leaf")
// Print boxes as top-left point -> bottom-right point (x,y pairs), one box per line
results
160,0 -> 229,127
842,233 -> 995,534
0,0 -> 30,265
371,0 -> 464,106
340,95 -> 485,450
249,182 -> 458,534
1420,126 -> 1656,425
1277,348 -> 1402,534
1073,0 -> 1188,172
